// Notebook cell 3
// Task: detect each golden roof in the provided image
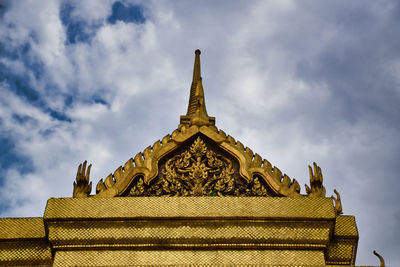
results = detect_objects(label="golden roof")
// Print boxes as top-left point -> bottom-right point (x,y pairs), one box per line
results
0,50 -> 371,266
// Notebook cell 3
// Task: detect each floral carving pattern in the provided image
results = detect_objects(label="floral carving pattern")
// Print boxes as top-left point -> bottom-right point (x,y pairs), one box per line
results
129,137 -> 270,197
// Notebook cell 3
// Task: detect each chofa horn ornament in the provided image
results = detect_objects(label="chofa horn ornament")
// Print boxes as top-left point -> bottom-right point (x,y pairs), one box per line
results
73,160 -> 92,198
373,250 -> 385,267
305,162 -> 326,197
331,189 -> 343,215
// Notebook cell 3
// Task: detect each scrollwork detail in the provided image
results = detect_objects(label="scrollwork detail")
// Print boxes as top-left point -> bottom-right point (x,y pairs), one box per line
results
128,136 -> 270,197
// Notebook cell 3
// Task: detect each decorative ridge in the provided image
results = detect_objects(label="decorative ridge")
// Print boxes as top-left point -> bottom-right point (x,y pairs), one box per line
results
180,50 -> 215,127
74,124 -> 315,198
73,125 -> 338,202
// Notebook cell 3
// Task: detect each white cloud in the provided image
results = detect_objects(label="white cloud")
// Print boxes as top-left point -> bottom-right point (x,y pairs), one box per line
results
65,0 -> 114,23
3,0 -> 64,66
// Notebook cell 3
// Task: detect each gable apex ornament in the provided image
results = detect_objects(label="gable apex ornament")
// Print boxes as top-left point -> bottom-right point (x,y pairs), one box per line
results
180,49 -> 215,127
73,50 -> 340,210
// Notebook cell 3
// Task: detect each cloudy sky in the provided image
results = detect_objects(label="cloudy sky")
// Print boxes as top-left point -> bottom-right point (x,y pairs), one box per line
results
0,0 -> 399,265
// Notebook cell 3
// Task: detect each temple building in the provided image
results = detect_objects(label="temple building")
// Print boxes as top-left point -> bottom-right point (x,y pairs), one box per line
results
0,50 -> 383,266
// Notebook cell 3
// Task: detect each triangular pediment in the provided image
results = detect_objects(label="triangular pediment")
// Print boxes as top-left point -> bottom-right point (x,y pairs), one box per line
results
90,124 -> 301,198
127,134 -> 278,197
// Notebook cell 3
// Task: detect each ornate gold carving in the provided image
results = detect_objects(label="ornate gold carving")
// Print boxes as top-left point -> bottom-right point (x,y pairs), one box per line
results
73,161 -> 92,198
305,162 -> 326,197
129,177 -> 145,196
129,137 -> 270,197
331,189 -> 343,215
92,124 -> 305,198
251,177 -> 268,196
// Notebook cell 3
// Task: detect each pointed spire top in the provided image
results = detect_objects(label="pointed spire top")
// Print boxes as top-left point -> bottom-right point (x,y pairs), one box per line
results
193,49 -> 201,83
180,50 -> 215,127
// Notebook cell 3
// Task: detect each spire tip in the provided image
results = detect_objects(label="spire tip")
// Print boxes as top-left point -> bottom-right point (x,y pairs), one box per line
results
180,49 -> 215,127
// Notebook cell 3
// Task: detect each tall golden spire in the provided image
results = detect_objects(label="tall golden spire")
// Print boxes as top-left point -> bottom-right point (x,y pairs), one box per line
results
180,49 -> 215,126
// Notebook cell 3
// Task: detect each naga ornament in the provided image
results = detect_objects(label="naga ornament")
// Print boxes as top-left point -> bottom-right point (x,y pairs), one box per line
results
331,189 -> 343,215
73,160 -> 92,198
305,162 -> 326,197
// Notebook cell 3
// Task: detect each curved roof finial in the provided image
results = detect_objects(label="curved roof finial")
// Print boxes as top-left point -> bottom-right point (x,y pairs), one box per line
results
180,49 -> 215,127
373,251 -> 385,267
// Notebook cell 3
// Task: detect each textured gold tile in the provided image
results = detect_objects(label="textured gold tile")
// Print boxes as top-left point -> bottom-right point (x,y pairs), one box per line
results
334,216 -> 358,237
48,220 -> 331,247
0,217 -> 45,239
45,197 -> 335,220
0,241 -> 51,266
53,249 -> 326,266
325,216 -> 358,265
326,240 -> 357,265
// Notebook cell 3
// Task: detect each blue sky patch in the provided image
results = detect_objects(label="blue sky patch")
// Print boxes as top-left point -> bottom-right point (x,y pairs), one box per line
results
12,114 -> 35,125
93,94 -> 109,107
0,38 -> 72,122
108,2 -> 145,24
0,2 -> 6,18
0,133 -> 34,185
64,94 -> 74,107
47,108 -> 71,122
0,64 -> 40,103
0,65 -> 72,123
0,41 -> 32,62
60,3 -> 98,44
65,21 -> 91,44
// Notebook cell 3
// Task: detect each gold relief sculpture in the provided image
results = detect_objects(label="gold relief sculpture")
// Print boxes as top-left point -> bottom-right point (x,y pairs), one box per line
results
251,177 -> 268,196
73,160 -> 92,198
129,137 -> 270,197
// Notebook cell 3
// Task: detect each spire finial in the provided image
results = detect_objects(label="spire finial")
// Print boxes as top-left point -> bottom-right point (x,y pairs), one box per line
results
192,49 -> 201,85
180,50 -> 215,127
